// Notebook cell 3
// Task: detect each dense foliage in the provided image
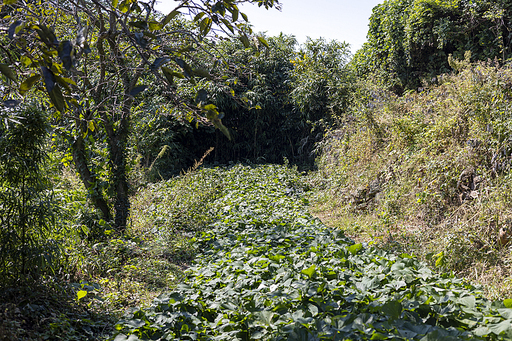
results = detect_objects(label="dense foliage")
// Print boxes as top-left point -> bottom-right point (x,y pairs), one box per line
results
0,105 -> 59,286
139,35 -> 354,173
114,165 -> 512,340
0,0 -> 278,230
352,0 -> 512,92
314,58 -> 512,300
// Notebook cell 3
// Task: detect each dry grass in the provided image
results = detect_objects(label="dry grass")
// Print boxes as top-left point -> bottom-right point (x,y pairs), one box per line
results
311,61 -> 512,300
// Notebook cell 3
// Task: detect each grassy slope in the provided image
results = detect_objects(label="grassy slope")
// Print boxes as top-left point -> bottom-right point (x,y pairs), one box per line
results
311,60 -> 512,300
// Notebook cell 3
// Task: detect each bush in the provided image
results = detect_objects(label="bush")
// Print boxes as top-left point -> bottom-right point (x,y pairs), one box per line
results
0,105 -> 60,286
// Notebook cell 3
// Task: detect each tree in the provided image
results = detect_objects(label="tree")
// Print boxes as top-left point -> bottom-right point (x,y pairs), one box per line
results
290,38 -> 353,124
198,34 -> 300,164
353,0 -> 512,92
0,0 -> 279,231
179,35 -> 353,167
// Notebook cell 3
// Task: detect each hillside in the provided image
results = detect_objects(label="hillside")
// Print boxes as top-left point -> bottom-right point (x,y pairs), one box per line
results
312,57 -> 512,300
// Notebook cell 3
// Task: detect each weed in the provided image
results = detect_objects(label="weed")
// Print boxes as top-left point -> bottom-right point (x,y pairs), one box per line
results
312,61 -> 512,300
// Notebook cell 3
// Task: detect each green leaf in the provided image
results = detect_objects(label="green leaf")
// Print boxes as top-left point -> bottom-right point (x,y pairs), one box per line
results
19,74 -> 41,95
128,20 -> 148,30
211,117 -> 231,140
8,20 -> 22,40
221,19 -> 234,34
199,17 -> 212,36
112,0 -> 118,8
175,58 -> 192,78
0,64 -> 17,82
151,57 -> 171,70
254,311 -> 274,325
3,0 -> 17,4
129,85 -> 147,97
434,251 -> 445,268
41,66 -> 56,93
36,24 -> 58,47
458,295 -> 475,308
257,36 -> 270,49
55,76 -> 72,93
381,301 -> 402,321
161,10 -> 180,27
148,20 -> 162,31
119,0 -> 130,13
192,67 -> 211,79
194,12 -> 205,22
488,320 -> 512,335
504,299 -> 512,308
161,66 -> 184,84
301,265 -> 316,278
56,76 -> 77,87
232,8 -> 239,22
77,290 -> 87,300
370,332 -> 389,340
49,85 -> 66,112
240,34 -> 250,48
58,41 -> 73,70
348,243 -> 363,255
195,89 -> 208,105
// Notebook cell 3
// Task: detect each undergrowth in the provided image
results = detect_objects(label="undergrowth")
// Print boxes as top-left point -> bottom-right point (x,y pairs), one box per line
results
113,164 -> 512,340
311,59 -> 512,300
0,161 -> 221,340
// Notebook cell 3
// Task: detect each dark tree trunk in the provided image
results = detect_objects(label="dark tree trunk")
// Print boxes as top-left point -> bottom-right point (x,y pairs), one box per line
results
103,99 -> 132,232
109,128 -> 130,231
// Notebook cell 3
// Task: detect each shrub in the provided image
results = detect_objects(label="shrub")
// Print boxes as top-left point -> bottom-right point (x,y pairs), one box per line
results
0,105 -> 60,286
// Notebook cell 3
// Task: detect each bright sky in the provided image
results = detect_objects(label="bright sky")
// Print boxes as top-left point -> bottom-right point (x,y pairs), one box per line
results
155,1 -> 384,54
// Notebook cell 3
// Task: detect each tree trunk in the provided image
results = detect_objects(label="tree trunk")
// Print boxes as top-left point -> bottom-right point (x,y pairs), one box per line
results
110,130 -> 130,232
103,100 -> 131,232
72,134 -> 113,222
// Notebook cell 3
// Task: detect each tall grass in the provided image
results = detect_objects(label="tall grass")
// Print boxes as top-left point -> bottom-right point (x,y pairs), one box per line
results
312,59 -> 512,299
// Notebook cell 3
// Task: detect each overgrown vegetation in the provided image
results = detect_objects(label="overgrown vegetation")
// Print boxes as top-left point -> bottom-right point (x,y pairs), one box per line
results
115,165 -> 512,340
352,0 -> 512,93
4,0 -> 512,339
0,105 -> 58,285
312,57 -> 512,300
0,149 -> 224,339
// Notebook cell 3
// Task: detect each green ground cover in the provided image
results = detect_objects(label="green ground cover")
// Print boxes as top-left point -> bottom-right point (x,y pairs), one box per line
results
113,164 -> 512,340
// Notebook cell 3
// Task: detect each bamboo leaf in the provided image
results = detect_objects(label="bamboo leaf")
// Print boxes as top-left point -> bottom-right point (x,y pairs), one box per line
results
0,64 -> 17,82
19,74 -> 41,95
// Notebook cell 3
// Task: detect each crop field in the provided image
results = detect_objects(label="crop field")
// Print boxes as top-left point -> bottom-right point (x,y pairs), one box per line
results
113,165 -> 512,340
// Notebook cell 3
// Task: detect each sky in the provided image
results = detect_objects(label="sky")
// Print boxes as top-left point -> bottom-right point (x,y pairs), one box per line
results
155,0 -> 384,54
